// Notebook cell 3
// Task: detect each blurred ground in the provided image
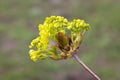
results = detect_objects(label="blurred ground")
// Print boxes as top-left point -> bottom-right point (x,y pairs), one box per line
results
0,0 -> 120,80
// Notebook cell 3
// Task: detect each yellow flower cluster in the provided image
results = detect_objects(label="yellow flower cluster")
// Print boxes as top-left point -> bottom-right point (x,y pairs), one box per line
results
68,19 -> 90,33
29,16 -> 90,62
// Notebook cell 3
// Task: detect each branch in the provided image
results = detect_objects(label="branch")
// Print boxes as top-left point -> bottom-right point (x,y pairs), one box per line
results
73,54 -> 101,80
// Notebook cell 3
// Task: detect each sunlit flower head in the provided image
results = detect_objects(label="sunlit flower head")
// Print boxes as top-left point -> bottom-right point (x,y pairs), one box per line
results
29,16 -> 90,62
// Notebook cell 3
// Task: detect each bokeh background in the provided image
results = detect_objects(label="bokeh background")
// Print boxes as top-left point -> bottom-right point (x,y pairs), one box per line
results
0,0 -> 120,80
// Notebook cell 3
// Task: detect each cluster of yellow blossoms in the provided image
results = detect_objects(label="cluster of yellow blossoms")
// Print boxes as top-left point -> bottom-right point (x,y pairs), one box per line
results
29,16 -> 90,62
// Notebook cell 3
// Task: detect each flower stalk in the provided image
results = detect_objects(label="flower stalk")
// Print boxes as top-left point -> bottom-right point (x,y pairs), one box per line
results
73,54 -> 101,80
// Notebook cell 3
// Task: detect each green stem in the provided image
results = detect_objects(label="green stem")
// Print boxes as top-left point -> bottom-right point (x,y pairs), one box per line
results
73,54 -> 101,80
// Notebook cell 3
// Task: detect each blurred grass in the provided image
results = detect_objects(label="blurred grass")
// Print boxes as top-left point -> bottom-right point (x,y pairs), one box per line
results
0,0 -> 120,80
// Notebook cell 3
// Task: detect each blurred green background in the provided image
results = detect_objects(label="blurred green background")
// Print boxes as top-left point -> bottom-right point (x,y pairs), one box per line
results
0,0 -> 120,80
